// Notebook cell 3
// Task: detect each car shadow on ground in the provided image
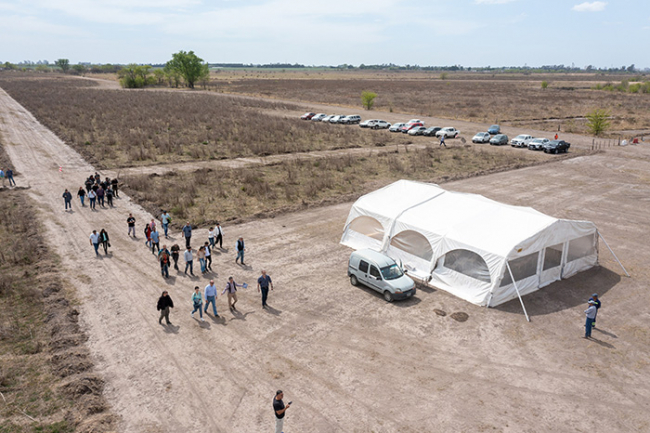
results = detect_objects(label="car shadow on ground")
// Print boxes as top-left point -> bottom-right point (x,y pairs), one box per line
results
355,283 -> 422,307
494,266 -> 620,318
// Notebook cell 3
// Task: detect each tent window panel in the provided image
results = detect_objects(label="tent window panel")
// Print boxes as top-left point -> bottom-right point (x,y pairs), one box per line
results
543,244 -> 563,271
501,252 -> 540,287
442,249 -> 491,283
348,216 -> 384,241
567,234 -> 596,262
389,230 -> 433,261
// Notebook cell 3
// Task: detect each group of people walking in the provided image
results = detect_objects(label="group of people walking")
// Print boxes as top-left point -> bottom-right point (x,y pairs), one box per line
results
64,172 -> 119,211
157,271 -> 274,324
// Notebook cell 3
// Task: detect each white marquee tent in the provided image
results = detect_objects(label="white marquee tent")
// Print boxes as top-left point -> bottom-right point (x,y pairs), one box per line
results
341,180 -> 624,316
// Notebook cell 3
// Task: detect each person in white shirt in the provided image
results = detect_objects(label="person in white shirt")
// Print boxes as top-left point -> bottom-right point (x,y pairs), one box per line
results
584,300 -> 597,339
184,246 -> 194,276
203,241 -> 213,271
215,223 -> 224,249
208,227 -> 216,248
89,230 -> 100,256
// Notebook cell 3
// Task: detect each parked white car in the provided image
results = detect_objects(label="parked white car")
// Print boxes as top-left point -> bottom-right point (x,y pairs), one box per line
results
340,115 -> 361,125
528,137 -> 550,151
348,249 -> 416,302
389,123 -> 407,132
370,120 -> 391,130
472,132 -> 491,143
321,115 -> 335,123
510,134 -> 534,148
329,115 -> 345,123
436,127 -> 460,138
360,119 -> 379,128
311,113 -> 327,122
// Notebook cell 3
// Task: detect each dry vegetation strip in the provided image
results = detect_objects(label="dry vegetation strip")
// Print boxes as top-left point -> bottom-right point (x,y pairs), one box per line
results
0,74 -> 407,169
211,76 -> 650,135
0,154 -> 115,433
122,144 -> 568,226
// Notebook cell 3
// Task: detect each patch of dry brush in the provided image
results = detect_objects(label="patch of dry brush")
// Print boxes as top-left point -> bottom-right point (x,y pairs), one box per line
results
0,185 -> 116,432
122,144 -> 557,226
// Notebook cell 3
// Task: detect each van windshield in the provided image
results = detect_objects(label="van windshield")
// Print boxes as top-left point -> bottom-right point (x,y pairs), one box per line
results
381,264 -> 403,280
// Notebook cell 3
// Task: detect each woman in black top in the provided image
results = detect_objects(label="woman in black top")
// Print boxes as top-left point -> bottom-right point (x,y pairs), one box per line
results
99,228 -> 110,255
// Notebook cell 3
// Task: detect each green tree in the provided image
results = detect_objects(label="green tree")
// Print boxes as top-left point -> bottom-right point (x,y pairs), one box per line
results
440,72 -> 449,80
585,109 -> 611,136
153,69 -> 166,85
71,64 -> 86,76
118,64 -> 155,88
3,61 -> 17,70
165,50 -> 209,89
55,58 -> 70,73
541,81 -> 548,90
361,91 -> 377,110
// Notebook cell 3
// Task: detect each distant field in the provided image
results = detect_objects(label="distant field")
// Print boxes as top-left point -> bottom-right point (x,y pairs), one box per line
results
209,76 -> 650,135
0,75 -> 409,169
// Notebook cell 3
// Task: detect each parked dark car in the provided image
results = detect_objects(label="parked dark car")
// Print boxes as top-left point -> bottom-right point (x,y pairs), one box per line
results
423,126 -> 442,136
301,112 -> 316,120
543,140 -> 570,154
489,134 -> 509,145
488,124 -> 500,135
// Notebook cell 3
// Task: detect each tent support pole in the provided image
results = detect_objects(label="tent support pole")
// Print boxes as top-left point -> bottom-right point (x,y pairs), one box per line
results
506,262 -> 530,322
598,232 -> 630,277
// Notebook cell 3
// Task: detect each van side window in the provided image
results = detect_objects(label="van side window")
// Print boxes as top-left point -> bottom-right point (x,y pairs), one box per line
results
359,260 -> 369,273
369,266 -> 381,279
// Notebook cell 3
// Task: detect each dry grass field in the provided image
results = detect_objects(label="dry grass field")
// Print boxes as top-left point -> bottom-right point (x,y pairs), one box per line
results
207,71 -> 650,136
122,145 -> 564,225
0,75 -> 409,169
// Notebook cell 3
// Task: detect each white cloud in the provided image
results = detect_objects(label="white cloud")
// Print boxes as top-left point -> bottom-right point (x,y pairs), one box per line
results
572,1 -> 607,12
474,0 -> 517,4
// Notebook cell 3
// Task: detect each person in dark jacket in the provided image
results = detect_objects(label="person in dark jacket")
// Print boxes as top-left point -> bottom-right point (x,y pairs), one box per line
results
77,187 -> 86,207
106,187 -> 114,207
62,189 -> 73,211
111,178 -> 119,197
170,244 -> 180,271
157,291 -> 174,325
99,228 -> 110,255
96,186 -> 105,208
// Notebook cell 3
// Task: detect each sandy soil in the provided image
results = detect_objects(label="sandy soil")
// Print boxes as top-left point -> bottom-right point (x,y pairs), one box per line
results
1,85 -> 650,433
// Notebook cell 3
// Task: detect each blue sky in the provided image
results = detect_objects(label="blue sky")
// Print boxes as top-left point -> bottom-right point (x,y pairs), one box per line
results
0,0 -> 648,68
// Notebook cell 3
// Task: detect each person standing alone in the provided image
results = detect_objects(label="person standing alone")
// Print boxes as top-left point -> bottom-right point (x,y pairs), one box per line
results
157,290 -> 174,325
439,134 -> 446,147
584,300 -> 597,339
273,390 -> 291,433
127,213 -> 136,238
589,293 -> 601,327
257,270 -> 274,309
62,189 -> 73,211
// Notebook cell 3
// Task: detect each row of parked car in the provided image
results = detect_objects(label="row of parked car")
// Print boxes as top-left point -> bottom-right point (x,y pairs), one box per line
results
301,114 -> 569,154
471,125 -> 570,154
301,113 -> 461,138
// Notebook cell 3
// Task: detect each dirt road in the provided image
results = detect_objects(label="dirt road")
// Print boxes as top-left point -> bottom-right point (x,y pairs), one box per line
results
2,86 -> 650,432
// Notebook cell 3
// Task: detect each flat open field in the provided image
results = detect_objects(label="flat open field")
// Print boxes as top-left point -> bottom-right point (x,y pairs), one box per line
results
1,74 -> 650,432
207,70 -> 650,136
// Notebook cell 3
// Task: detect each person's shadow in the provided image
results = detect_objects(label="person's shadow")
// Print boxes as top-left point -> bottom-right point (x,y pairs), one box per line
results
593,327 -> 617,338
162,323 -> 180,334
264,305 -> 282,316
230,309 -> 254,321
587,336 -> 615,349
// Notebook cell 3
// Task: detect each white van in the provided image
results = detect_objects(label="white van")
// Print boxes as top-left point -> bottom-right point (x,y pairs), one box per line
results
348,249 -> 416,302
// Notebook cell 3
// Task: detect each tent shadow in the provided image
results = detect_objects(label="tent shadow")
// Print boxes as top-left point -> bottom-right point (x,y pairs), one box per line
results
494,266 -> 620,318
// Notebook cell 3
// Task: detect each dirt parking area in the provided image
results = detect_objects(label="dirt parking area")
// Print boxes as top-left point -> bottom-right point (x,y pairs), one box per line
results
1,86 -> 649,432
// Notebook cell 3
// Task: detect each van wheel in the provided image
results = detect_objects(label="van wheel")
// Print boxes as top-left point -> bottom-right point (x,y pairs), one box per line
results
350,275 -> 358,286
383,291 -> 393,302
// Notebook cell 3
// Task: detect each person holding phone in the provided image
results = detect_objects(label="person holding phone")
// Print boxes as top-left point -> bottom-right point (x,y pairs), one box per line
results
273,390 -> 291,433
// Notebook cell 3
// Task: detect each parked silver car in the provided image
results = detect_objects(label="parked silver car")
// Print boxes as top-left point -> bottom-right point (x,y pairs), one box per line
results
371,120 -> 391,130
389,123 -> 407,132
510,134 -> 534,148
472,132 -> 491,143
340,115 -> 361,124
348,249 -> 416,302
329,115 -> 345,123
528,138 -> 550,151
311,113 -> 327,122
